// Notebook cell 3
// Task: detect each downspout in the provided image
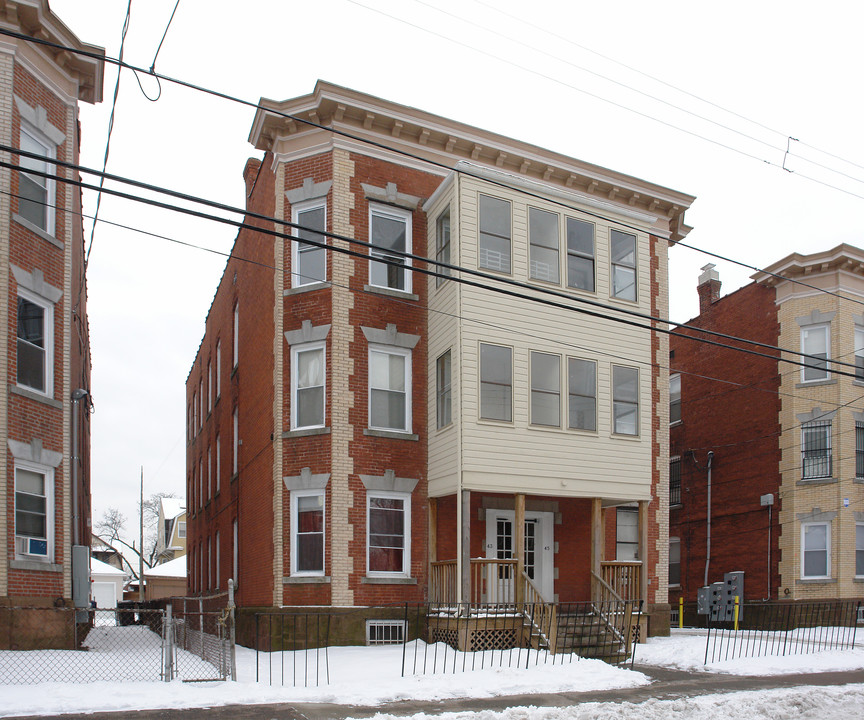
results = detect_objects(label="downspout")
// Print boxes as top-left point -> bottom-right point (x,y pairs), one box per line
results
703,451 -> 714,587
70,388 -> 89,546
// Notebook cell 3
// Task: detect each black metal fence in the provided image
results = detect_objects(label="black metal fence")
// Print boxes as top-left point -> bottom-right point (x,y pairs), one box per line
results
704,599 -> 861,664
254,601 -> 641,686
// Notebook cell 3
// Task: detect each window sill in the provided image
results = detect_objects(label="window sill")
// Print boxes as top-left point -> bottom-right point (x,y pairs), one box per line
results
795,578 -> 837,585
670,420 -> 683,428
853,578 -> 864,583
9,384 -> 62,409
284,575 -> 330,585
361,576 -> 417,585
797,477 -> 838,486
12,213 -> 63,249
795,379 -> 837,389
363,284 -> 418,301
283,427 -> 331,439
670,503 -> 683,510
11,559 -> 61,573
364,429 -> 419,441
611,432 -> 641,440
284,282 -> 329,296
609,295 -> 639,305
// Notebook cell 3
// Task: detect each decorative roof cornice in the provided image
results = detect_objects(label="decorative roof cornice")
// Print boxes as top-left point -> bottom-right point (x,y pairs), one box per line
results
249,81 -> 695,240
1,0 -> 105,103
752,244 -> 864,287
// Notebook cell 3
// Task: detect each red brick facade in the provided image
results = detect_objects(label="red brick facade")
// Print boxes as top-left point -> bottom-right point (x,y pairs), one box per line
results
669,281 -> 782,602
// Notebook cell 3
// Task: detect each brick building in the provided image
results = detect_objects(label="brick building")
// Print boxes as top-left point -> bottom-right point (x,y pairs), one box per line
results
670,248 -> 864,606
0,0 -> 104,634
186,81 -> 695,637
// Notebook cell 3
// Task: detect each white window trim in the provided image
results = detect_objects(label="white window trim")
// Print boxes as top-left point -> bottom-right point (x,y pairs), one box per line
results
215,530 -> 220,589
368,203 -> 412,293
800,323 -> 830,383
436,349 -> 452,430
207,362 -> 212,413
669,536 -> 681,587
215,435 -> 221,493
233,519 -> 239,587
216,340 -> 222,399
670,373 -> 682,425
368,344 -> 412,433
291,341 -> 326,430
16,287 -> 54,398
435,207 -> 451,288
366,490 -> 411,577
18,124 -> 56,237
565,216 -> 596,292
530,350 -> 561,428
290,489 -> 326,576
291,198 -> 327,288
856,521 -> 864,579
567,356 -> 597,432
528,206 -> 561,285
612,364 -> 640,436
233,304 -> 239,368
479,342 -> 514,423
801,521 -> 831,579
232,408 -> 239,476
478,193 -> 512,275
14,460 -> 54,563
610,229 -> 638,302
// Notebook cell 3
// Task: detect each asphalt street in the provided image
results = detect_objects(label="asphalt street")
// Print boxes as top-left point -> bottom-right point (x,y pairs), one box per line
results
6,666 -> 864,720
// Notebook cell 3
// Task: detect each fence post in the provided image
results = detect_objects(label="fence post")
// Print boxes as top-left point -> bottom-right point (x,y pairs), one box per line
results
229,579 -> 237,681
733,596 -> 740,631
679,597 -> 684,629
164,604 -> 174,682
199,596 -> 205,659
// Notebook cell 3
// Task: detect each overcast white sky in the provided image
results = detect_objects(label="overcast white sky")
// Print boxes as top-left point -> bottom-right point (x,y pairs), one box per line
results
47,0 -> 864,535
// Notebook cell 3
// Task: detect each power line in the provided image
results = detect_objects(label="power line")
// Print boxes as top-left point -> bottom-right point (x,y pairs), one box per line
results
4,143 -> 862,380
4,24 -> 864,320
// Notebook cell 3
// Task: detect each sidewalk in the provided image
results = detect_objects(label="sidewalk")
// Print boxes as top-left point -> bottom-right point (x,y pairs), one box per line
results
6,666 -> 864,720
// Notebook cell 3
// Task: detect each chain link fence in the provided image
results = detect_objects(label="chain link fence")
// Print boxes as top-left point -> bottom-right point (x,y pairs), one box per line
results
0,584 -> 236,685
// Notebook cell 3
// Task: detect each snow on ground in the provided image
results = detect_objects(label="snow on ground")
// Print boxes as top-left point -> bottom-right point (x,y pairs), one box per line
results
0,630 -> 863,717
352,684 -> 864,720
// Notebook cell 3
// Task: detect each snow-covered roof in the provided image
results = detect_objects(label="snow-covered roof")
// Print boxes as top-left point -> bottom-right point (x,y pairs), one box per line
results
91,557 -> 126,576
160,497 -> 186,520
145,554 -> 186,578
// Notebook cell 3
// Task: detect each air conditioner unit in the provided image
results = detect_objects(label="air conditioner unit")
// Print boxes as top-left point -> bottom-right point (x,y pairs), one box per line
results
16,536 -> 48,557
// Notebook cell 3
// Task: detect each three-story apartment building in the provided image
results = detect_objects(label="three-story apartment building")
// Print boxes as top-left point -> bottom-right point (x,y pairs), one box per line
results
186,81 -> 694,638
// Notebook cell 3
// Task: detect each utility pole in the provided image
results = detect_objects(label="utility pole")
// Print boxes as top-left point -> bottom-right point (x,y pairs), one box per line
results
139,467 -> 144,603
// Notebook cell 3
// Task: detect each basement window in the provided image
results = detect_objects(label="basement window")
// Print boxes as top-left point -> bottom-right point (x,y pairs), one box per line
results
366,619 -> 406,645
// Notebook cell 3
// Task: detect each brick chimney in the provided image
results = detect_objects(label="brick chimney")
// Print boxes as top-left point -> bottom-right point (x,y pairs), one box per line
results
697,263 -> 721,314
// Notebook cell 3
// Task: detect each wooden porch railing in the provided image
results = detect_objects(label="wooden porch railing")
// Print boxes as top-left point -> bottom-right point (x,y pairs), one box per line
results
599,561 -> 642,602
430,560 -> 457,604
431,559 -> 543,605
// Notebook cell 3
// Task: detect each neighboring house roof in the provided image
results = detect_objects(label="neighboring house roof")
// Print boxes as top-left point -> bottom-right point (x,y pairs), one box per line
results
161,497 -> 186,520
145,555 -> 186,578
91,557 -> 126,576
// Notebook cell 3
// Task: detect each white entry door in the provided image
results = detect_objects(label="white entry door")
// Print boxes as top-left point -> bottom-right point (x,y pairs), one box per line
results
485,510 -> 554,602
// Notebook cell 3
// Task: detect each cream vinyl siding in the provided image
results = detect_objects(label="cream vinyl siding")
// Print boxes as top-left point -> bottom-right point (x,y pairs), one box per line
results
427,186 -> 461,497
455,177 -> 654,501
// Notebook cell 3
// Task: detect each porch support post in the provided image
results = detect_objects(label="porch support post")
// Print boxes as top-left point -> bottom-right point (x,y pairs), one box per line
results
590,498 -> 602,602
638,500 -> 649,603
429,497 -> 438,564
515,493 -> 525,605
460,489 -> 471,606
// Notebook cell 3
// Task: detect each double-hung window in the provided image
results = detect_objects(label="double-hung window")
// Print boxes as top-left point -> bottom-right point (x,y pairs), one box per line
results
612,365 -> 639,435
232,408 -> 239,476
801,522 -> 830,578
15,463 -> 52,561
616,507 -> 638,561
857,422 -> 864,479
436,208 -> 451,287
800,324 -> 829,382
856,327 -> 864,381
17,290 -> 52,396
369,204 -> 411,292
610,229 -> 637,301
529,207 -> 559,283
802,420 -> 831,479
207,362 -> 212,413
291,343 -> 325,430
857,523 -> 864,578
233,304 -> 239,368
670,374 -> 682,424
367,492 -> 410,575
531,351 -> 560,427
292,200 -> 327,287
436,350 -> 452,429
292,491 -> 325,575
18,127 -> 55,233
568,358 -> 596,431
669,537 -> 681,586
215,340 -> 222,398
369,347 -> 411,432
479,343 -> 512,422
566,218 -> 595,291
478,195 -> 511,273
670,456 -> 682,506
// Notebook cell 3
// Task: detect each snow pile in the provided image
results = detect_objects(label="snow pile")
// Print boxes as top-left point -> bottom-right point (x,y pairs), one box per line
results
351,684 -> 864,720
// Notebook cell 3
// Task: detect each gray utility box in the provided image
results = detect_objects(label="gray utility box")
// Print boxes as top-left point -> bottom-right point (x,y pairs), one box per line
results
723,571 -> 745,621
697,572 -> 745,622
